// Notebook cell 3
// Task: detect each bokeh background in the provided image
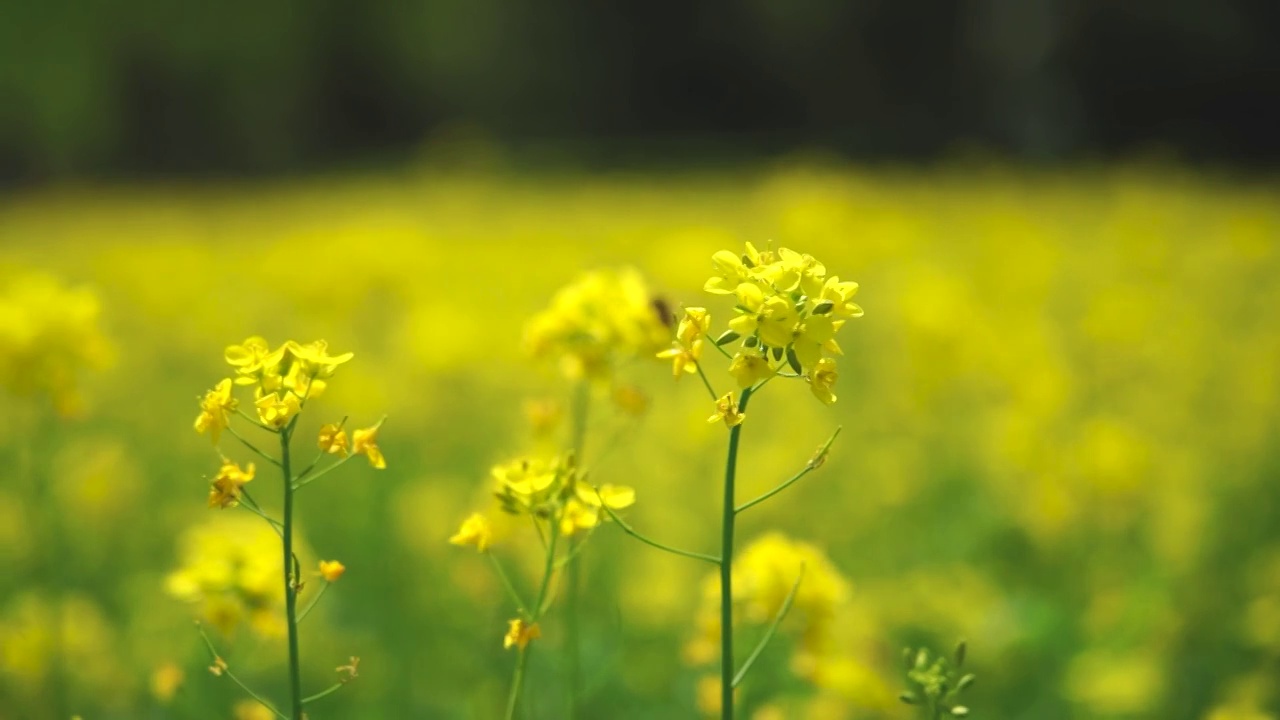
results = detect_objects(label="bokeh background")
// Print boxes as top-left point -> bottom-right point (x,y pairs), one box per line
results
2,1 -> 1279,719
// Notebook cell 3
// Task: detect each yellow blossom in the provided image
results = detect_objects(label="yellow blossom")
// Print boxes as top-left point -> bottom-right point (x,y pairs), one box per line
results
317,560 -> 346,582
676,307 -> 711,347
254,390 -> 300,429
193,378 -> 238,444
658,306 -> 711,377
492,456 -> 562,513
318,423 -> 349,456
728,350 -> 773,388
657,344 -> 701,378
808,357 -> 838,405
449,513 -> 493,552
352,423 -> 386,469
233,699 -> 276,720
503,618 -> 541,650
150,662 -> 184,703
707,392 -> 746,427
207,459 -> 255,509
791,314 -> 844,372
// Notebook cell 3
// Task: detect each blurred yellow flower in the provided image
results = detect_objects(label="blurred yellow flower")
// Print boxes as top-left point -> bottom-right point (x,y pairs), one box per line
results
318,423 -> 349,456
150,662 -> 184,703
194,378 -> 238,444
207,459 -> 255,510
728,350 -> 773,389
166,515 -> 286,637
708,392 -> 746,427
503,618 -> 541,650
352,423 -> 387,469
523,267 -> 670,380
449,513 -> 493,552
318,560 -> 346,582
233,699 -> 276,720
612,384 -> 649,415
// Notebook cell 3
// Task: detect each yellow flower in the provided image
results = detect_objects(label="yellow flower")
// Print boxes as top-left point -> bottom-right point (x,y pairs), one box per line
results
704,249 -> 754,294
817,276 -> 863,318
207,459 -> 255,509
234,699 -> 276,720
558,483 -> 637,535
286,339 -> 353,378
728,350 -> 774,388
808,357 -> 838,405
503,618 -> 541,650
352,423 -> 387,469
254,390 -> 300,429
658,306 -> 710,377
791,314 -> 844,371
449,513 -> 493,552
493,457 -> 559,506
193,378 -> 238,444
728,284 -> 799,349
318,423 -> 349,457
612,384 -> 649,416
224,336 -> 282,386
150,662 -> 184,703
318,560 -> 346,582
707,393 -> 746,427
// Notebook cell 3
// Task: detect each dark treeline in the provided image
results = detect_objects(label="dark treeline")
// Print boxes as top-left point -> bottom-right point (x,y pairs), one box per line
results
2,0 -> 1277,182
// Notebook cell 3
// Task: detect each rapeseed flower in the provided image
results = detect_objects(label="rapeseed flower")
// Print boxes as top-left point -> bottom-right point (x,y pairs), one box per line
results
707,393 -> 746,427
352,423 -> 387,469
503,618 -> 541,650
318,560 -> 346,582
449,513 -> 493,552
194,379 -> 238,443
318,423 -> 349,456
207,459 -> 255,509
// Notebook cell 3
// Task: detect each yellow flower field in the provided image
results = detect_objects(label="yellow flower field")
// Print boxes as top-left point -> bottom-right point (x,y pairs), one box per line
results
1,161 -> 1278,719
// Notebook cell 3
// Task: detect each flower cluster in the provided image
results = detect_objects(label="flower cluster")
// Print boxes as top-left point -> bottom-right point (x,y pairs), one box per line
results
194,337 -> 385,470
489,455 -> 635,538
662,242 -> 861,406
685,533 -> 853,703
165,516 -> 289,637
523,267 -> 671,381
0,274 -> 112,416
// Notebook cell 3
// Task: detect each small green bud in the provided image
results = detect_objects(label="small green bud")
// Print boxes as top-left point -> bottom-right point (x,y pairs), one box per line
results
741,254 -> 754,268
915,649 -> 929,670
951,706 -> 970,716
957,674 -> 975,692
898,692 -> 918,705
812,299 -> 836,315
955,640 -> 967,668
770,346 -> 784,362
743,334 -> 759,348
715,329 -> 741,346
785,346 -> 803,375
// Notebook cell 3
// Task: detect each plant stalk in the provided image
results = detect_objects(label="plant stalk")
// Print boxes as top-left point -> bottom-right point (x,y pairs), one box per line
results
720,386 -> 754,720
280,426 -> 304,719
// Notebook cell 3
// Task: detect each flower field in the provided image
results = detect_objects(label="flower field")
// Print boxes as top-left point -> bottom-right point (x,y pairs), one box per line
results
1,161 -> 1278,719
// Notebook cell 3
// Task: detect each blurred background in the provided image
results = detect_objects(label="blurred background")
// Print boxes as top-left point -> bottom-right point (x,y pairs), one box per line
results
2,1 -> 1279,719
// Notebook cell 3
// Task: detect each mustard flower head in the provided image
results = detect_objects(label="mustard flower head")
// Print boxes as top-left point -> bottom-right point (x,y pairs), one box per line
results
194,379 -> 238,443
491,454 -> 635,537
707,392 -> 746,428
318,560 -> 346,582
698,242 -> 862,404
165,515 -> 288,637
222,337 -> 353,420
523,267 -> 671,380
657,307 -> 709,378
207,459 -> 255,509
352,422 -> 387,469
503,618 -> 541,650
449,513 -> 493,552
0,274 -> 112,416
318,423 -> 349,456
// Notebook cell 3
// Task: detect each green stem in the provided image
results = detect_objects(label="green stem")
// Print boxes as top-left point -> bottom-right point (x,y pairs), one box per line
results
505,647 -> 530,720
302,682 -> 346,705
598,501 -> 720,565
226,424 -> 282,467
566,380 -> 589,720
694,360 -> 719,401
731,565 -> 804,687
196,624 -> 288,720
488,552 -> 531,617
280,426 -> 304,719
734,427 -> 841,514
296,580 -> 330,623
720,385 -> 754,720
292,455 -> 351,490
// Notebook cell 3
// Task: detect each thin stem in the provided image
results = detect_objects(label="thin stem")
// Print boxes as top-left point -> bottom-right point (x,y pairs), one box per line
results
292,455 -> 351,490
566,380 -> 589,720
280,426 -> 304,719
732,565 -> 804,688
296,580 -> 330,623
735,427 -> 841,514
488,552 -> 531,617
598,500 -> 721,565
237,492 -> 283,534
702,332 -> 735,360
694,360 -> 720,401
302,682 -> 346,705
226,425 -> 283,468
196,624 -> 288,720
505,648 -> 530,720
720,385 -> 754,720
